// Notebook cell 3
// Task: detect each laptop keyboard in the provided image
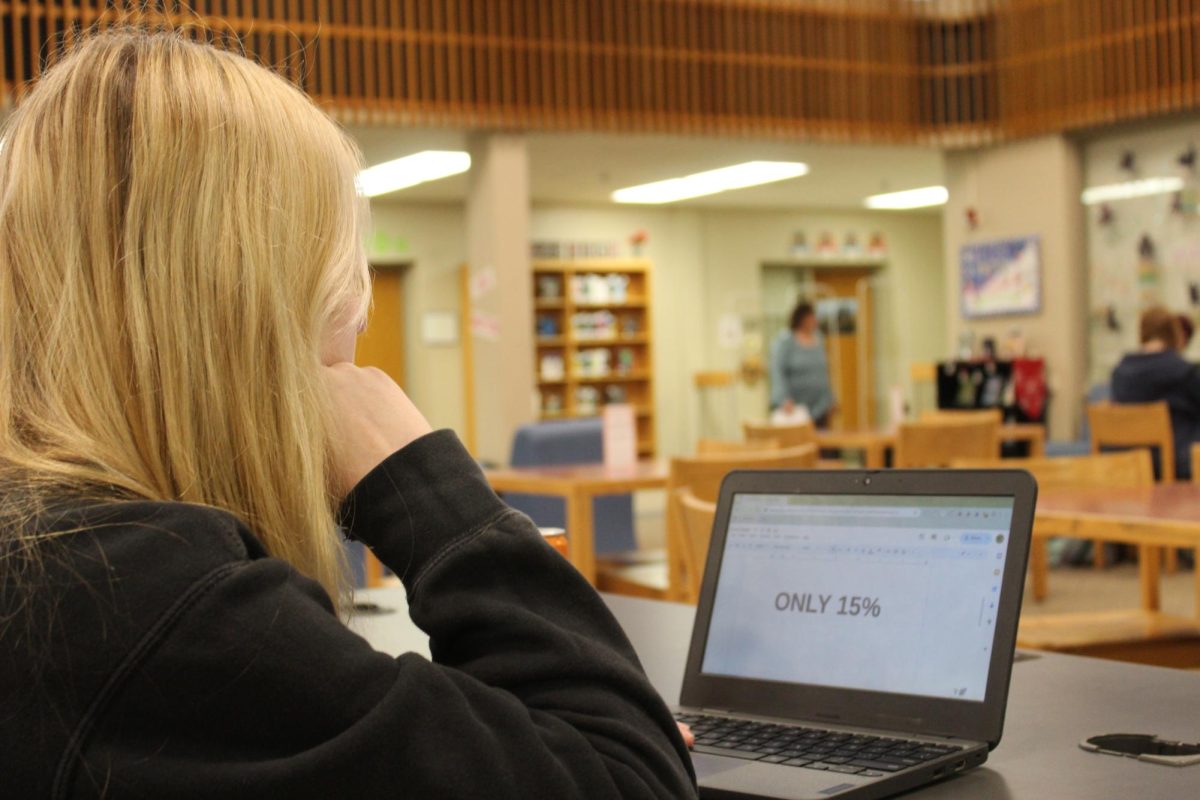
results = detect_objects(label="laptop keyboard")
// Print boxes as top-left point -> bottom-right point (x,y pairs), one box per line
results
676,713 -> 963,777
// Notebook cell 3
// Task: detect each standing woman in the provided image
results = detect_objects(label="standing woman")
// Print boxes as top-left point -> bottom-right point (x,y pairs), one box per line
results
769,300 -> 836,428
0,28 -> 695,799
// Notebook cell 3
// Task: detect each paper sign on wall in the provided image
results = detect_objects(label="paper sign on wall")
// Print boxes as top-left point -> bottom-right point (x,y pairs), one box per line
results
717,313 -> 743,350
602,404 -> 637,469
469,265 -> 498,300
470,310 -> 501,341
421,311 -> 459,345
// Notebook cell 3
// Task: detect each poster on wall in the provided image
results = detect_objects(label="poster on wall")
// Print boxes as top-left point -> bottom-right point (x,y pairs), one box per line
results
960,236 -> 1042,318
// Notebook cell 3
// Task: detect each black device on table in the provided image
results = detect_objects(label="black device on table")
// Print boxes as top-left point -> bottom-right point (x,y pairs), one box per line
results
673,468 -> 1036,799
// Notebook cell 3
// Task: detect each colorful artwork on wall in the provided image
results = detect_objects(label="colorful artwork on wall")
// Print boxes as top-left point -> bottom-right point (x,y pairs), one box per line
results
960,236 -> 1042,318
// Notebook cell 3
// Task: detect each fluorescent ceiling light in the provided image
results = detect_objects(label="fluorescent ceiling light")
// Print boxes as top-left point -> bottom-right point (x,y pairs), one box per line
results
864,185 -> 948,210
357,150 -> 471,198
611,161 -> 810,204
1080,177 -> 1184,205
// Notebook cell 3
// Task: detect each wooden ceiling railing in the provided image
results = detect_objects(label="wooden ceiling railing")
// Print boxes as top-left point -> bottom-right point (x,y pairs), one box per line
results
1,1 -> 1198,146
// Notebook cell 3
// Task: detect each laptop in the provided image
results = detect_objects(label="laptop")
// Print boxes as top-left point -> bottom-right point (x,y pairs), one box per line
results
674,468 -> 1035,800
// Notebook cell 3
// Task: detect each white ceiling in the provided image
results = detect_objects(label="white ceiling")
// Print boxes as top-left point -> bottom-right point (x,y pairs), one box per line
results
345,125 -> 945,212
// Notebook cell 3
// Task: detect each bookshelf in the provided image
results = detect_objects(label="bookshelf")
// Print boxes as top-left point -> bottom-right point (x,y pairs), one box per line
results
532,259 -> 656,457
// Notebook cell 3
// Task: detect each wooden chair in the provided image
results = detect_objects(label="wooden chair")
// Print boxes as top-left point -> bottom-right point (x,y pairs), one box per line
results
955,449 -> 1200,668
1088,401 -> 1177,570
665,444 -> 818,601
671,487 -> 718,604
743,420 -> 817,449
743,420 -> 844,468
919,408 -> 1003,423
953,450 -> 1154,603
1015,612 -> 1200,668
364,551 -> 387,588
893,418 -> 999,467
953,449 -> 1153,492
597,445 -> 818,601
696,437 -> 781,455
668,444 -> 818,504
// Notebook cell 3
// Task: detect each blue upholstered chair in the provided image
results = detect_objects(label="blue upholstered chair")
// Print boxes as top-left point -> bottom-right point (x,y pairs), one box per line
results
504,418 -> 637,555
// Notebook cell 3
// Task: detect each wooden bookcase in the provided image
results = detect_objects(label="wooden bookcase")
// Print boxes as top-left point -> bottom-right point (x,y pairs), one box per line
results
532,259 -> 656,457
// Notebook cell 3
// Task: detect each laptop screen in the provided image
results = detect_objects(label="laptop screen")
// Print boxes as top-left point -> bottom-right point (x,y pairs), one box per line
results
700,493 -> 1015,703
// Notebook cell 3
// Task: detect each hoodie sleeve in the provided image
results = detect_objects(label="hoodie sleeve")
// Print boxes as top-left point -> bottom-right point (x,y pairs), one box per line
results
75,430 -> 697,800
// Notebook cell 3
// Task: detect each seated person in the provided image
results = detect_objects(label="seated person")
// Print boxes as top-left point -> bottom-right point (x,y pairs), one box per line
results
0,28 -> 695,798
1110,306 -> 1200,480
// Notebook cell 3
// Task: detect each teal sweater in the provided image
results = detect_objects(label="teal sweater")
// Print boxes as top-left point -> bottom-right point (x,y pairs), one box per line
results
769,331 -> 834,419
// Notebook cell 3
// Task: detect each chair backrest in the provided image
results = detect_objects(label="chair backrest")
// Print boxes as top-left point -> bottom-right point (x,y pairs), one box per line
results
1087,401 -> 1175,483
743,420 -> 817,450
667,444 -> 819,502
670,487 -> 718,604
1078,383 -> 1112,443
505,418 -> 636,553
696,437 -> 781,455
509,417 -> 604,465
919,408 -> 1004,424
665,444 -> 818,600
894,418 -> 999,468
952,449 -> 1154,490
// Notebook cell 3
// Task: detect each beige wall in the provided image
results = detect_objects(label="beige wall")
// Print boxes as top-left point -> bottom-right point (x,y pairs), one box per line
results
367,203 -> 469,435
943,135 -> 1087,440
1081,116 -> 1200,384
369,200 -> 946,458
699,209 -> 946,437
466,135 -> 535,464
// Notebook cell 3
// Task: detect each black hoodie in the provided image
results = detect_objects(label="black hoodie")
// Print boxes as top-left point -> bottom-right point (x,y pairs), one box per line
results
0,430 -> 696,799
1110,349 -> 1200,479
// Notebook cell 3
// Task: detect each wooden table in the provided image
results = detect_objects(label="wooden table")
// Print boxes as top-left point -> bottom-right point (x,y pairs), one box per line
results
816,422 -> 1047,468
485,461 -> 669,583
814,428 -> 895,469
999,422 -> 1047,457
1034,484 -> 1200,616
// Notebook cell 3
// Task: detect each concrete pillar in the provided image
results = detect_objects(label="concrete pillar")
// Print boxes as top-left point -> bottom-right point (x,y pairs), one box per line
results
465,134 -> 535,464
943,135 -> 1086,441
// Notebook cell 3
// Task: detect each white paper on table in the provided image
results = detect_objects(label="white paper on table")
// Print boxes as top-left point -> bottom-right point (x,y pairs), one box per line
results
602,404 -> 638,468
769,405 -> 812,426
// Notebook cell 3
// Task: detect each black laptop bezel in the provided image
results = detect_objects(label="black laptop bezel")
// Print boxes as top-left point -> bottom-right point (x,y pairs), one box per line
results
679,468 -> 1035,748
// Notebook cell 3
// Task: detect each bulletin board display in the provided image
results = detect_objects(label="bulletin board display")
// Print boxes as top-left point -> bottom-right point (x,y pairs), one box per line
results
1087,194 -> 1200,385
1084,123 -> 1200,387
960,236 -> 1042,319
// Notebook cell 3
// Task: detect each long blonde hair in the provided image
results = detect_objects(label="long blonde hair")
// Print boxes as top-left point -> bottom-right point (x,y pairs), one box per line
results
0,28 -> 370,604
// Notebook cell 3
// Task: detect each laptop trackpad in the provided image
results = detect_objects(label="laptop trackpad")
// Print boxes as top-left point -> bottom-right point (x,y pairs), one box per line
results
692,753 -> 747,781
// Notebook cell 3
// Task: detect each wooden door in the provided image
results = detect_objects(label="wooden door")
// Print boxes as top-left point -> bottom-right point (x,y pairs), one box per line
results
813,268 -> 875,431
353,265 -> 407,587
355,266 -> 406,386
